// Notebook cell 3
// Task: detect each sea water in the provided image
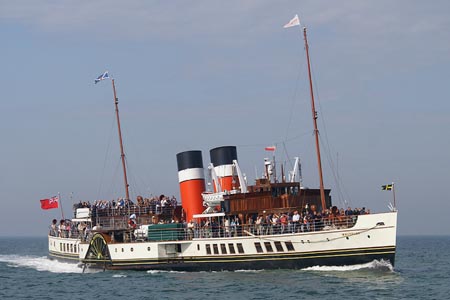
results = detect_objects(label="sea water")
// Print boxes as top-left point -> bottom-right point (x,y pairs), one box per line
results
0,236 -> 449,300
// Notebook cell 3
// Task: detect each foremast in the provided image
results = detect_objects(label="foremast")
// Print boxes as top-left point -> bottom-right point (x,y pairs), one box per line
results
111,78 -> 130,201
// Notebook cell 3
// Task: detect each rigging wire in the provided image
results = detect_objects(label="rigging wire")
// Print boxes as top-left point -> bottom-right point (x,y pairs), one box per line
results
96,114 -> 118,201
104,156 -> 122,201
237,130 -> 311,150
110,109 -> 158,200
309,53 -> 351,207
282,53 -> 309,170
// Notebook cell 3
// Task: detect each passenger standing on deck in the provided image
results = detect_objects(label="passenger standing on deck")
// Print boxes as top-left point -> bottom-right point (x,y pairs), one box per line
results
50,219 -> 57,236
58,219 -> 65,237
187,220 -> 195,239
66,221 -> 72,238
128,214 -> 137,229
224,218 -> 231,237
78,222 -> 87,241
280,214 -> 288,234
271,214 -> 280,234
255,215 -> 263,235
292,211 -> 300,233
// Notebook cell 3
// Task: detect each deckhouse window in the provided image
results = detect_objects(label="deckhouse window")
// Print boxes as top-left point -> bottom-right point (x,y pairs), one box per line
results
285,241 -> 295,251
274,241 -> 284,252
206,244 -> 211,255
220,244 -> 227,254
237,243 -> 245,254
228,243 -> 236,254
213,244 -> 219,254
264,242 -> 273,253
254,242 -> 263,253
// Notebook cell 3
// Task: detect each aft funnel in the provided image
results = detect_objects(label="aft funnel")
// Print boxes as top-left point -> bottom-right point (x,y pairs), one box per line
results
210,146 -> 238,192
176,150 -> 205,222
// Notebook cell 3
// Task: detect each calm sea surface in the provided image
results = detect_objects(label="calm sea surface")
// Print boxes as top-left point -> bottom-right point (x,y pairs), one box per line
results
0,236 -> 449,300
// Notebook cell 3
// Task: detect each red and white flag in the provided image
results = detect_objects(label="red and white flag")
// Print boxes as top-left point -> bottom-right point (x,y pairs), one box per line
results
265,146 -> 276,151
283,14 -> 300,28
40,196 -> 59,210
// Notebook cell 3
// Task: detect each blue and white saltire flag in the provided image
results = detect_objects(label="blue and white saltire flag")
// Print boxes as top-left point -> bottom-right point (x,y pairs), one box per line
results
94,71 -> 110,84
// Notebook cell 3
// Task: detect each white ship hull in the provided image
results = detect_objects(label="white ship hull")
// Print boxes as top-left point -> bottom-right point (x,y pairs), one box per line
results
48,211 -> 396,271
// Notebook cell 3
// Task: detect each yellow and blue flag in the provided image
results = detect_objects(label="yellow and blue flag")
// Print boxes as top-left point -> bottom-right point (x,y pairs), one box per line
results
382,184 -> 393,191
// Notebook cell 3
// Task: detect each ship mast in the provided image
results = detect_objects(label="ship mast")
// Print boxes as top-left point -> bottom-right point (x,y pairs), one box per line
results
111,79 -> 130,200
303,27 -> 326,211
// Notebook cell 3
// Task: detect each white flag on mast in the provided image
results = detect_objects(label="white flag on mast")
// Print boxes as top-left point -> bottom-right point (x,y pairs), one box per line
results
283,14 -> 300,28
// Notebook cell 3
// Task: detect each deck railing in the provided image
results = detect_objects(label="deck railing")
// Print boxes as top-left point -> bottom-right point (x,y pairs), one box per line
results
113,215 -> 358,242
50,215 -> 359,243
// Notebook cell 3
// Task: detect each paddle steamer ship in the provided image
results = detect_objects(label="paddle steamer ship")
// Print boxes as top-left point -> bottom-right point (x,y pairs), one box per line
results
47,24 -> 397,271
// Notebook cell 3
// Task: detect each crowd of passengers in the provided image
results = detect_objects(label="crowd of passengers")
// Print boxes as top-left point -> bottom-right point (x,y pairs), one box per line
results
50,203 -> 370,241
48,218 -> 85,239
72,195 -> 178,217
183,205 -> 370,239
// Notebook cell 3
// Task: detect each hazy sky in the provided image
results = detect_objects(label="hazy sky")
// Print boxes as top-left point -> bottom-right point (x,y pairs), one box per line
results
1,1 -> 449,236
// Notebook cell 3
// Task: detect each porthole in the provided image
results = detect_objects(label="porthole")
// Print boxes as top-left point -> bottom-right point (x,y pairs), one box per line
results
147,247 -> 151,251
131,248 -> 134,252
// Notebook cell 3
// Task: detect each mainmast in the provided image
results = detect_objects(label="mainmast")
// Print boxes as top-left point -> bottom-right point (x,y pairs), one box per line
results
111,79 -> 130,200
303,27 -> 326,211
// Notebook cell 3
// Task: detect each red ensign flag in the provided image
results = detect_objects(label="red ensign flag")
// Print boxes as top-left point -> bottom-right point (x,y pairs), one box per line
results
40,196 -> 59,210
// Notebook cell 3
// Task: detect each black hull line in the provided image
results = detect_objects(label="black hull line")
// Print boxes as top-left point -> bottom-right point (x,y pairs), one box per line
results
82,246 -> 396,271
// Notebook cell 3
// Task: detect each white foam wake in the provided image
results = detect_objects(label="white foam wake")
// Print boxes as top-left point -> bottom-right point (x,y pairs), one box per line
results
0,254 -> 84,273
302,259 -> 394,272
146,270 -> 186,274
234,269 -> 264,273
